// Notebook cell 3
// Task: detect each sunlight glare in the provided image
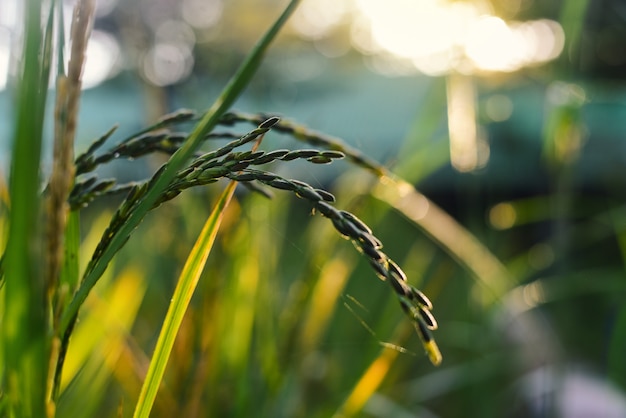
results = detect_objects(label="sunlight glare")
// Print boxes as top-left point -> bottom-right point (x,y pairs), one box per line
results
466,16 -> 523,72
82,30 -> 121,89
356,0 -> 477,72
290,0 -> 352,39
0,0 -> 17,28
0,27 -> 10,90
349,0 -> 565,75
350,15 -> 380,54
525,19 -> 565,63
447,73 -> 481,171
0,0 -> 17,91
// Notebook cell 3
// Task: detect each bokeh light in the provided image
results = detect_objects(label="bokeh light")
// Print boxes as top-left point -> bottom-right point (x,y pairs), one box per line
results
489,202 -> 517,230
0,0 -> 17,91
291,0 -> 565,76
0,26 -> 10,90
465,16 -> 523,72
142,42 -> 194,86
82,30 -> 121,89
181,0 -> 223,30
290,0 -> 351,39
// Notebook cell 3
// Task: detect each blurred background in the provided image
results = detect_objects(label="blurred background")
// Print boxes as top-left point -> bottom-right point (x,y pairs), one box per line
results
3,0 -> 626,417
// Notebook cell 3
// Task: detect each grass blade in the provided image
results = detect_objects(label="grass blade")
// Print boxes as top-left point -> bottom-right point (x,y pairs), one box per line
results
133,181 -> 237,418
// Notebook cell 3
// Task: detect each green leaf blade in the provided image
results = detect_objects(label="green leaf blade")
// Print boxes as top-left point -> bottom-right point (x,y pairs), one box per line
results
133,181 -> 236,418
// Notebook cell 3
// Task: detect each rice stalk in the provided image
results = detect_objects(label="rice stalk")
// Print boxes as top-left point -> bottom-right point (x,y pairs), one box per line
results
219,110 -> 513,301
46,2 -> 95,412
214,167 -> 441,363
64,110 -> 443,365
46,0 -> 94,307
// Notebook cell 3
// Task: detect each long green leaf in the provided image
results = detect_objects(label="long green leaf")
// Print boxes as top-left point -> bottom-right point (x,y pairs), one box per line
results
59,0 -> 302,336
2,1 -> 50,416
133,181 -> 237,418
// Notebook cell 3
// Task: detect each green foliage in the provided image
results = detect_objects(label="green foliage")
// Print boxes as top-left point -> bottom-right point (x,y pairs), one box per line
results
3,0 -> 626,417
4,0 -> 442,415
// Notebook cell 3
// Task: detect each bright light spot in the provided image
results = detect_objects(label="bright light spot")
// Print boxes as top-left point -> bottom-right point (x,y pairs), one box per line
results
82,31 -> 121,89
412,50 -> 457,77
485,94 -> 514,122
0,0 -> 18,28
526,20 -> 564,63
0,0 -> 17,90
350,15 -> 380,55
290,0 -> 352,39
142,42 -> 194,86
463,17 -> 564,72
522,281 -> 546,308
353,0 -> 484,75
447,74 -> 485,172
466,16 -> 522,72
0,27 -> 10,90
489,202 -> 517,229
360,0 -> 474,62
348,0 -> 564,75
181,0 -> 223,29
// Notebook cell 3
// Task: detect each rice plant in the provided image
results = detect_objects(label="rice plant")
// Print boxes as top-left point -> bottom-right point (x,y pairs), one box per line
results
2,0 -> 446,416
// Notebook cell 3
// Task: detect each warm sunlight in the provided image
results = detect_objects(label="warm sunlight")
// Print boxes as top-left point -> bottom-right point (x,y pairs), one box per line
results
83,30 -> 121,89
0,1 -> 121,90
0,0 -> 17,90
352,0 -> 565,74
0,27 -> 9,90
291,0 -> 565,76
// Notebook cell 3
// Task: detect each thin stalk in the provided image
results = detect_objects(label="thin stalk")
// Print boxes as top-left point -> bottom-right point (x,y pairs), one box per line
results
46,2 -> 94,411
